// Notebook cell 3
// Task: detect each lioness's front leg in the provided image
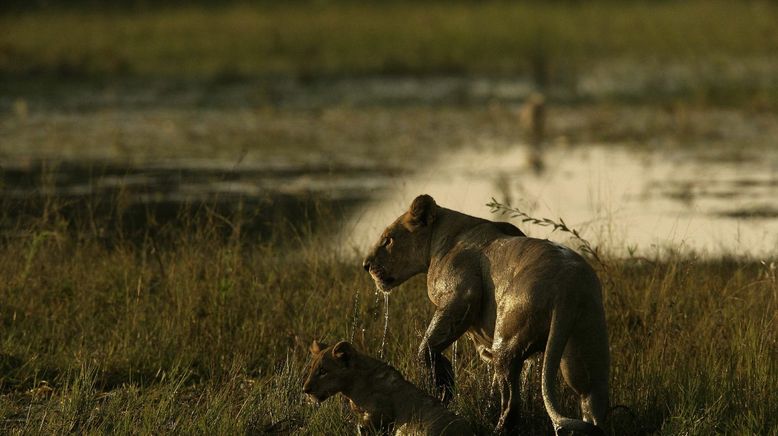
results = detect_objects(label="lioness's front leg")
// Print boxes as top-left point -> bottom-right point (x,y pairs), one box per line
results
417,300 -> 474,403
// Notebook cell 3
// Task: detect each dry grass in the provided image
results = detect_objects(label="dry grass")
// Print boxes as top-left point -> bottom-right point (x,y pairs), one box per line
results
0,193 -> 774,434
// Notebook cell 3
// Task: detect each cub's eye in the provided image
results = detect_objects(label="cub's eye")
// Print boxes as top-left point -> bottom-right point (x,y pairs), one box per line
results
318,368 -> 327,376
381,237 -> 393,247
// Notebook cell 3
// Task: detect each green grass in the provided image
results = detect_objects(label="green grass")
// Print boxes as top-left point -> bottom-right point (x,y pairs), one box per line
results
2,1 -> 778,78
0,196 -> 775,434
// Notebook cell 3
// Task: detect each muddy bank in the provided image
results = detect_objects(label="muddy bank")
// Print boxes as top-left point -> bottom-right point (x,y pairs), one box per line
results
0,161 -> 399,243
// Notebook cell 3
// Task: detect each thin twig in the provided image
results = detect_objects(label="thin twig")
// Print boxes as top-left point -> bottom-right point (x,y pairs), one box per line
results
486,198 -> 610,274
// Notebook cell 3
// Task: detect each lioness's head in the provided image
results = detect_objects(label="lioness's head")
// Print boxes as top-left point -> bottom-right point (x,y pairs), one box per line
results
303,340 -> 357,402
362,194 -> 438,292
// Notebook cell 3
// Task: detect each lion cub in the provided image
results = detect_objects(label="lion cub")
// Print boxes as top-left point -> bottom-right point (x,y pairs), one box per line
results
303,340 -> 473,435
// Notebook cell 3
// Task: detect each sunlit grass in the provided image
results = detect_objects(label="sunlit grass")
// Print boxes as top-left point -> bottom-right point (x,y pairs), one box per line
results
0,193 -> 774,434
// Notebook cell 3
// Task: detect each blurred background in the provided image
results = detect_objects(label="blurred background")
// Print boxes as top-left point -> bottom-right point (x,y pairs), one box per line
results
2,0 -> 777,256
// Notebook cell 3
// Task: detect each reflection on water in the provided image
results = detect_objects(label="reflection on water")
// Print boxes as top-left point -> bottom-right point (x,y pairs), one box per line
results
340,144 -> 778,259
2,144 -> 776,258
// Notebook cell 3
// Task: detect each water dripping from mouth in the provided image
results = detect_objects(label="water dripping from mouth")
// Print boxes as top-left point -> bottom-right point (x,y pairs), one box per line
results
377,288 -> 390,359
371,288 -> 382,317
349,289 -> 360,343
488,363 -> 495,402
451,340 -> 458,385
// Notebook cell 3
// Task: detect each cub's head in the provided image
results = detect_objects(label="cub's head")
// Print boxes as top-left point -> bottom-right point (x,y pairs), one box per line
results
362,194 -> 437,292
303,340 -> 357,402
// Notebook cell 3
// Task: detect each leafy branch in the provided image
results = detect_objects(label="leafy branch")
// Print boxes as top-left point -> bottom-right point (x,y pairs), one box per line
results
487,198 -> 609,272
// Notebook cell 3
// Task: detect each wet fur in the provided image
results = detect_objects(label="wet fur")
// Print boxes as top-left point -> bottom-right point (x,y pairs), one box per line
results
363,195 -> 609,434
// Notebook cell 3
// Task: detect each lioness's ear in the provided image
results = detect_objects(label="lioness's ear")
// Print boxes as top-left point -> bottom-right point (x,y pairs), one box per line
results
310,340 -> 325,355
407,194 -> 437,229
332,341 -> 354,364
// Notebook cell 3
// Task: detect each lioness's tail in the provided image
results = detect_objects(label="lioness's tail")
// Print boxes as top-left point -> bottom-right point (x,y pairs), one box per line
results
541,301 -> 603,435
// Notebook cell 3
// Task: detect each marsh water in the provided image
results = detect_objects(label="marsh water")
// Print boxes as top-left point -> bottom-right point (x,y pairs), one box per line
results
2,77 -> 777,258
342,143 -> 778,258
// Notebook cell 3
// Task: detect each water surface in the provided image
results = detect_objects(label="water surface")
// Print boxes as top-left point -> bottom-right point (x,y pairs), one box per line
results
341,143 -> 778,258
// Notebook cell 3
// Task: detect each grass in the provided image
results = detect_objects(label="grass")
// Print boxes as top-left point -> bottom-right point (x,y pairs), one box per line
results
2,1 -> 778,78
0,192 -> 775,434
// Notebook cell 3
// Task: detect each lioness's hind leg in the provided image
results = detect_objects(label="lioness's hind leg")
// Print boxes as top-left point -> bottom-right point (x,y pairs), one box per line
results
580,384 -> 608,426
560,307 -> 610,427
493,359 -> 522,433
493,349 -> 524,433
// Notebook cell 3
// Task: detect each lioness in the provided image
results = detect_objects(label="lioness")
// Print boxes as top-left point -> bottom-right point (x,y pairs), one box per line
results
303,340 -> 473,435
362,195 -> 609,435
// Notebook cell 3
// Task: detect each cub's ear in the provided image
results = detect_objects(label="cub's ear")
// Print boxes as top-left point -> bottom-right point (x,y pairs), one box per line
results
406,194 -> 437,229
310,340 -> 326,355
332,341 -> 354,364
